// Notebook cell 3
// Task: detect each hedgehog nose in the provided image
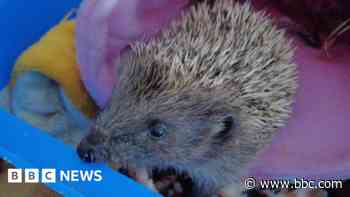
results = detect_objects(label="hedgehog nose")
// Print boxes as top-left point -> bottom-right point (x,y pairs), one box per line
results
77,136 -> 110,163
77,140 -> 96,163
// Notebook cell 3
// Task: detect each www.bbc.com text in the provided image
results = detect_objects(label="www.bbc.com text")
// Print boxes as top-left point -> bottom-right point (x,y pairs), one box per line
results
244,177 -> 343,190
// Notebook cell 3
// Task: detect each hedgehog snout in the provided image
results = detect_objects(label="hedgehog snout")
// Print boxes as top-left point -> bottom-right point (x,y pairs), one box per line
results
77,130 -> 110,163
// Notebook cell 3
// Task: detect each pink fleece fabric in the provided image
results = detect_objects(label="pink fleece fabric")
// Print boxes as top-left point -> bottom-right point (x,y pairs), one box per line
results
76,0 -> 189,107
76,0 -> 350,180
249,43 -> 350,180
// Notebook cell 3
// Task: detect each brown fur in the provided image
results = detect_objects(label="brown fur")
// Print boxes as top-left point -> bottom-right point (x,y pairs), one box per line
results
78,1 -> 297,196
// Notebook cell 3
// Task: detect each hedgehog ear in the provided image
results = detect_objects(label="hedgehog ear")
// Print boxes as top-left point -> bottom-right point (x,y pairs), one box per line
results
211,113 -> 238,141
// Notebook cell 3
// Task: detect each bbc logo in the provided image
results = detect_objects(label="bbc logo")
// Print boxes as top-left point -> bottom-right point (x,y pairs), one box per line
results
8,168 -> 56,183
8,168 -> 103,183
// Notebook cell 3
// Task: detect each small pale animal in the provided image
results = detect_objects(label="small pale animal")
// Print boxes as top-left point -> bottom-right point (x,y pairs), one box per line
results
77,0 -> 297,196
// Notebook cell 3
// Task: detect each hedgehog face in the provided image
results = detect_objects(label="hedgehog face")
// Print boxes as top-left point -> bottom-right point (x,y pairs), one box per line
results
77,85 -> 246,196
77,86 -> 240,170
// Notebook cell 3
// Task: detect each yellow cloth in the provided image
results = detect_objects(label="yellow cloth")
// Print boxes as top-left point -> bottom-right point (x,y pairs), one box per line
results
11,19 -> 97,118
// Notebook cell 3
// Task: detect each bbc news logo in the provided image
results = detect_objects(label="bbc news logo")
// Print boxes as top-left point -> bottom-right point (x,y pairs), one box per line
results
8,168 -> 103,183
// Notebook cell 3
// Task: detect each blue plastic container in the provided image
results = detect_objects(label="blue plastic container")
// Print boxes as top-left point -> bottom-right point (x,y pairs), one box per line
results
0,1 -> 160,196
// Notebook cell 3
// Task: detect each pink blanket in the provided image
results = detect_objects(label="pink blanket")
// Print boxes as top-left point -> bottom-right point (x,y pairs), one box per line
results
76,0 -> 350,180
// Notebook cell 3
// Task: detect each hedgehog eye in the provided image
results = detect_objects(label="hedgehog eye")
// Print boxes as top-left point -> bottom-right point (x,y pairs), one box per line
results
148,120 -> 168,139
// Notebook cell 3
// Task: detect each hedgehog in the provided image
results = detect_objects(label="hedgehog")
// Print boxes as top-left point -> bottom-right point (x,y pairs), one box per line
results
77,0 -> 297,196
